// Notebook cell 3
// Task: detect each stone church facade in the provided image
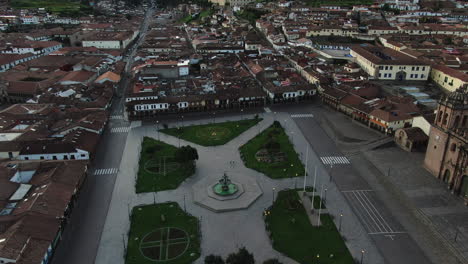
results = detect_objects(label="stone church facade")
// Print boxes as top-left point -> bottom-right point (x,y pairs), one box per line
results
424,87 -> 468,203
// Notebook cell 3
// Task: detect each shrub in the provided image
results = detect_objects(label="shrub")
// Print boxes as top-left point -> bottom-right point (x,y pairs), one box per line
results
263,259 -> 283,264
205,254 -> 225,264
226,247 -> 255,264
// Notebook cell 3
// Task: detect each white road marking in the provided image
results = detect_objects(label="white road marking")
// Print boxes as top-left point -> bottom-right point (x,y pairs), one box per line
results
343,190 -> 404,235
291,114 -> 314,118
320,156 -> 350,165
111,126 -> 131,133
264,107 -> 272,113
94,168 -> 118,175
110,115 -> 124,120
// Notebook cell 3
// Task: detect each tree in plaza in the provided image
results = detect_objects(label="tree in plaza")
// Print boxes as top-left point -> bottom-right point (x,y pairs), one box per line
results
263,259 -> 283,264
205,254 -> 225,264
226,247 -> 255,264
174,145 -> 199,164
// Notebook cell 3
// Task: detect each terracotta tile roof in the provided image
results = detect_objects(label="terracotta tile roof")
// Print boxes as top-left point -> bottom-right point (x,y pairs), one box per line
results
431,64 -> 468,82
352,44 -> 429,66
60,70 -> 95,83
95,71 -> 121,83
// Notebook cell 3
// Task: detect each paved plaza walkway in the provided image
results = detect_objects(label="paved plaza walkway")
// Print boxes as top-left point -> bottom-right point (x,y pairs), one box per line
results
95,112 -> 384,264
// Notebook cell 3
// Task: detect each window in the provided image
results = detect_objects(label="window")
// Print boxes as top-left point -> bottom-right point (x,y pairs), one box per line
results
416,67 -> 419,71
40,156 -> 44,160
385,66 -> 389,70
81,154 -> 86,157
71,155 -> 75,160
378,73 -> 381,77
414,74 -> 418,78
25,157 -> 29,160
450,143 -> 456,152
390,66 -> 393,70
53,156 -> 57,160
421,74 -> 425,79
462,116 -> 467,127
444,76 -> 448,83
412,66 -> 415,71
379,66 -> 383,70
422,67 -> 425,71
410,74 -> 414,78
388,73 -> 392,78
453,116 -> 460,128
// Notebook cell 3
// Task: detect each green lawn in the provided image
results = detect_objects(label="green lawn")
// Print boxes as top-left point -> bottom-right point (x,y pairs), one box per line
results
136,137 -> 195,193
161,118 -> 261,146
239,122 -> 305,179
126,202 -> 200,264
265,190 -> 353,264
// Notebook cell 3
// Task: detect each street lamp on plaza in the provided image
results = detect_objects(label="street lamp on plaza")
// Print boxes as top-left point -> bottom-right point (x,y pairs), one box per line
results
339,213 -> 343,232
240,108 -> 244,121
360,250 -> 365,264
272,187 -> 276,204
156,120 -> 160,140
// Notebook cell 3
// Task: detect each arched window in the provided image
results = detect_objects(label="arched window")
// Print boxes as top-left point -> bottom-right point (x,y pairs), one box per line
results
443,113 -> 448,126
438,111 -> 443,122
453,116 -> 460,128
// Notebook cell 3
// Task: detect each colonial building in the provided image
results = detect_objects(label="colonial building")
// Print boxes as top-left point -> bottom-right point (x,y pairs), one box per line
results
351,45 -> 430,81
424,87 -> 468,202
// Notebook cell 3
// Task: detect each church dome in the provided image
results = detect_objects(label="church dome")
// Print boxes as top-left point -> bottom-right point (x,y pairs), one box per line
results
443,86 -> 468,108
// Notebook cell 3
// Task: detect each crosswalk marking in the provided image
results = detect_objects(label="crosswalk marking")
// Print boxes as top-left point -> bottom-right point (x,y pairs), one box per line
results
291,114 -> 314,118
110,115 -> 124,120
93,168 -> 118,175
343,190 -> 402,235
111,126 -> 131,133
320,156 -> 350,165
264,107 -> 272,113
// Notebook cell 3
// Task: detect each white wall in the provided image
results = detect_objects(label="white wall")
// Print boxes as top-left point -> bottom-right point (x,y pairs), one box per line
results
19,149 -> 89,161
412,116 -> 432,135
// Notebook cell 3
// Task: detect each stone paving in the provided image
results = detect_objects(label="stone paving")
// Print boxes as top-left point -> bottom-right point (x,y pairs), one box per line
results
316,105 -> 468,263
95,112 -> 384,264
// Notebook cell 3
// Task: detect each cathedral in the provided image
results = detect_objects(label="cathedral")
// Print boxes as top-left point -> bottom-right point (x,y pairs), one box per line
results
424,87 -> 468,202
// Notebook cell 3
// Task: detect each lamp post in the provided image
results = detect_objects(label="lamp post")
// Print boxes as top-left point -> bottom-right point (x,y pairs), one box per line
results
324,188 -> 328,205
178,127 -> 181,148
156,120 -> 160,140
272,187 -> 276,204
329,159 -> 334,182
311,166 -> 317,213
360,250 -> 365,264
240,108 -> 244,120
303,145 -> 309,193
317,184 -> 323,226
212,111 -> 216,124
183,194 -> 186,212
339,213 -> 343,232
